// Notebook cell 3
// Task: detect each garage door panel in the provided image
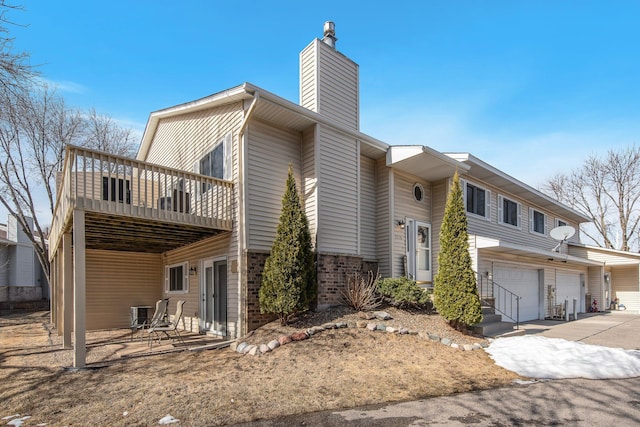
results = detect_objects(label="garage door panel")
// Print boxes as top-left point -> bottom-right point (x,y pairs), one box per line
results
494,266 -> 540,321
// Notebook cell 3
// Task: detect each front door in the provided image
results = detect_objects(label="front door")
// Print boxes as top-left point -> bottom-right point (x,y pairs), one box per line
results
407,220 -> 432,283
201,258 -> 228,336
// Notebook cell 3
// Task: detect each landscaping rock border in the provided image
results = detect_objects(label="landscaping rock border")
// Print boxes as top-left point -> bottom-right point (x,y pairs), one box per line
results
230,312 -> 490,356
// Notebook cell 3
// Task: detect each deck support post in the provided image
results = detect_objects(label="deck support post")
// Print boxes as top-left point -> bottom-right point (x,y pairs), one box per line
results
63,232 -> 73,348
73,210 -> 86,368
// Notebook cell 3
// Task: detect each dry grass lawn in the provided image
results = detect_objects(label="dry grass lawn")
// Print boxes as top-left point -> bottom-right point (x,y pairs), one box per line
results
0,309 -> 521,426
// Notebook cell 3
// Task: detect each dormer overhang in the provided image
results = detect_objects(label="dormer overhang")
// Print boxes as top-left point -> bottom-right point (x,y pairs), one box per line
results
387,145 -> 469,181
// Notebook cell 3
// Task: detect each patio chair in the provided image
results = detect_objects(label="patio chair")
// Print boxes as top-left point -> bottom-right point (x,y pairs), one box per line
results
148,300 -> 186,350
130,298 -> 169,341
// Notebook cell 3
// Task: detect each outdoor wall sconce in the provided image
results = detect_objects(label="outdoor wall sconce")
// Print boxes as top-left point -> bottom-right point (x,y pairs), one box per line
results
397,219 -> 405,229
189,266 -> 197,275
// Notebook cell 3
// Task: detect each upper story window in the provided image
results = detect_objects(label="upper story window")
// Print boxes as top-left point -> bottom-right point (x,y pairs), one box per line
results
200,143 -> 224,180
165,262 -> 189,293
464,181 -> 490,219
196,133 -> 232,192
498,195 -> 521,227
530,208 -> 546,235
556,219 -> 567,228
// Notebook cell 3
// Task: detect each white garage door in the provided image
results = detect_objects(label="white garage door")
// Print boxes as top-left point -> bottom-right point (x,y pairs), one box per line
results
494,266 -> 541,321
556,271 -> 582,312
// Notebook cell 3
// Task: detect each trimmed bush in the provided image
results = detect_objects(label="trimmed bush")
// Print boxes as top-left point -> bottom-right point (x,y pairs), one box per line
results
377,277 -> 432,308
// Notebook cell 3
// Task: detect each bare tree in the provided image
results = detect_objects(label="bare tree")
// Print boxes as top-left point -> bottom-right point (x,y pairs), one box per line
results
84,108 -> 136,157
1,1 -> 37,95
542,146 -> 640,251
0,85 -> 138,285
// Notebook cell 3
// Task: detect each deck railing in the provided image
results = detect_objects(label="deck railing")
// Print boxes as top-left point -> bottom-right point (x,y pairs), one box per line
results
49,145 -> 233,253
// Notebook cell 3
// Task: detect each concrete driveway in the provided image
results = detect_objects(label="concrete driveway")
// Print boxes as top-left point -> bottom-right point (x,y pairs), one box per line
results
519,310 -> 640,350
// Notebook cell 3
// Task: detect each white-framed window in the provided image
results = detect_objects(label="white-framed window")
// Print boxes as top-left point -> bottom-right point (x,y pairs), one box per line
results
195,133 -> 232,192
462,179 -> 491,220
498,195 -> 521,228
165,262 -> 189,293
530,208 -> 546,235
555,218 -> 567,228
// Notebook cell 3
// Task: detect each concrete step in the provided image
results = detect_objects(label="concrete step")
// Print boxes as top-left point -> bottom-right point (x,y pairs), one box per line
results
471,320 -> 520,338
481,313 -> 503,323
481,306 -> 497,315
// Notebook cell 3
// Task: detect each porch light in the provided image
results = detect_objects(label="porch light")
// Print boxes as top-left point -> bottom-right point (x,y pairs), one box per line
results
189,266 -> 197,275
397,219 -> 405,229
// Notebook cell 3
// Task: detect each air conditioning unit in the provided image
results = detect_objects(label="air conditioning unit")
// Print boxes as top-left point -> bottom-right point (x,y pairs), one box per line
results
130,306 -> 151,327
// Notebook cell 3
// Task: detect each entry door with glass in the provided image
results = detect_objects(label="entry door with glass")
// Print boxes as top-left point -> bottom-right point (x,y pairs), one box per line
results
406,220 -> 432,283
201,258 -> 228,336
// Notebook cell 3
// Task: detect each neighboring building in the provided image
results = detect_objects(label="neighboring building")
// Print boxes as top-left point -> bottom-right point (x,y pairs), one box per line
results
48,22 -> 636,367
0,215 -> 49,304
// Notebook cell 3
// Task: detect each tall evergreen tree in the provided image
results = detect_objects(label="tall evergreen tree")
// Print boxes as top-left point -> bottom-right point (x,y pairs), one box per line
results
259,164 -> 316,325
433,171 -> 483,328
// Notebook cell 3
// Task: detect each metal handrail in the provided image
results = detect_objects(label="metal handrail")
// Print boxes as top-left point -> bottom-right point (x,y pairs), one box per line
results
476,272 -> 521,328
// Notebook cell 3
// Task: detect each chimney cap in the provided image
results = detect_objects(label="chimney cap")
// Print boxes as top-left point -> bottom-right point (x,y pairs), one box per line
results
322,21 -> 337,48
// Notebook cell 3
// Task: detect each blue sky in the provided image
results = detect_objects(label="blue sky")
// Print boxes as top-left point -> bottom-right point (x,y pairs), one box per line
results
9,1 -> 640,218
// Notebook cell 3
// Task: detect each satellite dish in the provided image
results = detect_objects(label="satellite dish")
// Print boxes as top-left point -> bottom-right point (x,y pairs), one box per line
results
550,225 -> 576,252
550,225 -> 576,241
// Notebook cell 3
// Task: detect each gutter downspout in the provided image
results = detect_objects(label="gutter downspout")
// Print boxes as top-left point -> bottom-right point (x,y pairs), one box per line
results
237,89 -> 259,336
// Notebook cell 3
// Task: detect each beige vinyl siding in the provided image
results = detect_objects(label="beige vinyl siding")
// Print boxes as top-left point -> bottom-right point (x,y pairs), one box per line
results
144,102 -> 243,170
246,120 -> 302,251
162,233 -> 238,337
86,250 -> 162,330
317,125 -> 358,254
391,171 -> 432,277
461,175 -> 580,252
302,126 -> 317,245
360,154 -> 376,260
610,265 -> 640,312
300,39 -> 359,130
588,266 -> 605,309
376,159 -> 391,277
300,42 -> 317,112
570,246 -> 640,265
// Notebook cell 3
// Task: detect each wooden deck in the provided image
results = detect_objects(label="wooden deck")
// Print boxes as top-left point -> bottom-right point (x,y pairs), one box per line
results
49,145 -> 234,254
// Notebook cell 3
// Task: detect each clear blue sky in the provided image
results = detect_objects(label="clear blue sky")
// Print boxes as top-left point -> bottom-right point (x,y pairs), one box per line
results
9,1 -> 640,218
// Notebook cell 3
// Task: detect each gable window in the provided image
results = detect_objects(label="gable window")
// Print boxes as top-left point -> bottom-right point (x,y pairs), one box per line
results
197,133 -> 232,192
498,195 -> 521,227
413,183 -> 424,202
464,181 -> 490,219
530,209 -> 546,234
165,262 -> 189,293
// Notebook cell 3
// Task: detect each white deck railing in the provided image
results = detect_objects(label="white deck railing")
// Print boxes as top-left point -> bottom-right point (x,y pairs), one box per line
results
49,145 -> 233,254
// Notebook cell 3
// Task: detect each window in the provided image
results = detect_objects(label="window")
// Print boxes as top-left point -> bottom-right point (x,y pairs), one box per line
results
413,183 -> 424,202
197,133 -> 232,192
498,195 -> 521,227
102,177 -> 131,204
200,143 -> 224,180
465,181 -> 490,219
165,262 -> 189,293
530,209 -> 546,234
556,219 -> 567,228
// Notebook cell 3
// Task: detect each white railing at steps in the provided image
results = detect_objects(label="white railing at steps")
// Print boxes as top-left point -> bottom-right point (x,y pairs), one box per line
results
49,145 -> 233,255
476,272 -> 521,328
